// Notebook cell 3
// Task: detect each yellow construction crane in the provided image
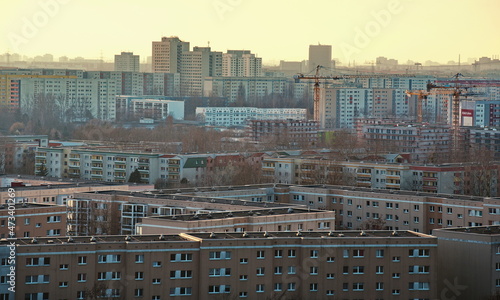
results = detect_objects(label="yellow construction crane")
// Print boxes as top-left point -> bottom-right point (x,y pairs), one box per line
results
295,66 -> 417,122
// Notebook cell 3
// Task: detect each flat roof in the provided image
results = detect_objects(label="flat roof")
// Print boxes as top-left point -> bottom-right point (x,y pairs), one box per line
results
149,207 -> 326,221
187,230 -> 433,239
8,234 -> 188,245
436,225 -> 500,235
85,190 -> 299,209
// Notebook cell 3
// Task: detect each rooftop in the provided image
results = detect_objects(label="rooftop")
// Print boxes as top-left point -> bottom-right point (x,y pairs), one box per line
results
186,230 -> 432,240
86,189 -> 299,209
2,230 -> 433,246
437,225 -> 500,235
150,207 -> 325,221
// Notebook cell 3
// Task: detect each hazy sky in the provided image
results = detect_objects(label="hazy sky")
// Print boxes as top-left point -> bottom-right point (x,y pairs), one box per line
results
1,0 -> 499,65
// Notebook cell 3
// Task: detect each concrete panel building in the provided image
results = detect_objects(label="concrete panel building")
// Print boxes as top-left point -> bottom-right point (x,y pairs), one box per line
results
434,225 -> 500,300
114,51 -> 140,72
1,230 -> 437,300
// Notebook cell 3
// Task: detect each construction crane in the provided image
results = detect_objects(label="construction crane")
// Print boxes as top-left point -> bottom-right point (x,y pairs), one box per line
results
295,65 -> 417,122
415,73 -> 500,155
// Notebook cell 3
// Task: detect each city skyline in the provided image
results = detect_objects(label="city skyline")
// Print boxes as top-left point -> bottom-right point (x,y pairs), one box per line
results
1,0 -> 499,66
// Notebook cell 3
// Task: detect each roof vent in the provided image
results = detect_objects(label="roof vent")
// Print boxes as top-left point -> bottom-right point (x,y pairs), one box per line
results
209,232 -> 216,238
31,238 -> 38,244
263,231 -> 270,237
159,234 -> 166,240
328,231 -> 334,236
90,236 -> 97,243
296,231 -> 302,237
242,232 -> 249,238
391,231 -> 399,236
125,236 -> 131,241
360,231 -> 367,236
67,237 -> 74,243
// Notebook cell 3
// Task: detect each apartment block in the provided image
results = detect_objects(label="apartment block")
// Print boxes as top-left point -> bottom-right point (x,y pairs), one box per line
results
152,36 -> 189,73
360,122 -> 452,162
0,230 -> 437,299
114,51 -> 140,72
68,189 -> 298,235
261,156 -> 500,196
0,203 -> 66,238
203,76 -> 289,103
434,225 -> 500,300
136,207 -> 334,234
184,184 -> 500,234
115,96 -> 184,121
247,119 -> 319,147
196,107 -> 307,127
321,87 -> 411,129
222,50 -> 262,77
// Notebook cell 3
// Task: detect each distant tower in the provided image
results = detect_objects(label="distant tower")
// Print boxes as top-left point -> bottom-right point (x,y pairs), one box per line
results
308,44 -> 332,70
152,36 -> 189,73
114,52 -> 140,72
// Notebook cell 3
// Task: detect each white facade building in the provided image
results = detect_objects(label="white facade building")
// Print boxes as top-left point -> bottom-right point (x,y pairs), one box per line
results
196,107 -> 307,127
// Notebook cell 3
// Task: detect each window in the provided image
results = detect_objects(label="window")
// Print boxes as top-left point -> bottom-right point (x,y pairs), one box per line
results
343,249 -> 349,258
352,282 -> 364,291
171,253 -> 193,262
60,264 -> 69,270
376,266 -> 384,274
393,256 -> 401,262
77,273 -> 86,282
414,217 -> 420,223
353,266 -> 364,274
240,275 -> 248,280
256,267 -> 265,276
496,262 -> 500,271
310,250 -> 319,258
376,249 -> 384,258
353,249 -> 364,257
275,266 -> 282,274
135,289 -> 144,297
343,266 -> 349,274
59,281 -> 68,287
77,291 -> 86,299
274,283 -> 282,291
78,256 -> 87,265
447,207 -> 453,214
135,272 -> 144,280
409,282 -> 430,290
288,266 -> 296,274
287,282 -> 296,291
376,282 -> 384,290
409,249 -> 430,257
240,258 -> 248,264
409,265 -> 430,274
170,270 -> 192,279
288,249 -> 296,257
326,290 -> 335,296
239,292 -> 248,298
310,266 -> 318,275
386,203 -> 393,209
209,251 -> 231,260
169,287 -> 192,296
275,249 -> 283,258
209,285 -> 231,294
392,272 -> 401,278
256,284 -> 264,293
310,283 -> 318,291
153,261 -> 162,267
327,257 -> 335,262
257,250 -> 265,259
392,289 -> 400,295
135,254 -> 144,263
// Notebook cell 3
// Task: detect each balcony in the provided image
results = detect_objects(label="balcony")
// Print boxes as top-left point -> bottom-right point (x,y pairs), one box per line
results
356,172 -> 372,178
